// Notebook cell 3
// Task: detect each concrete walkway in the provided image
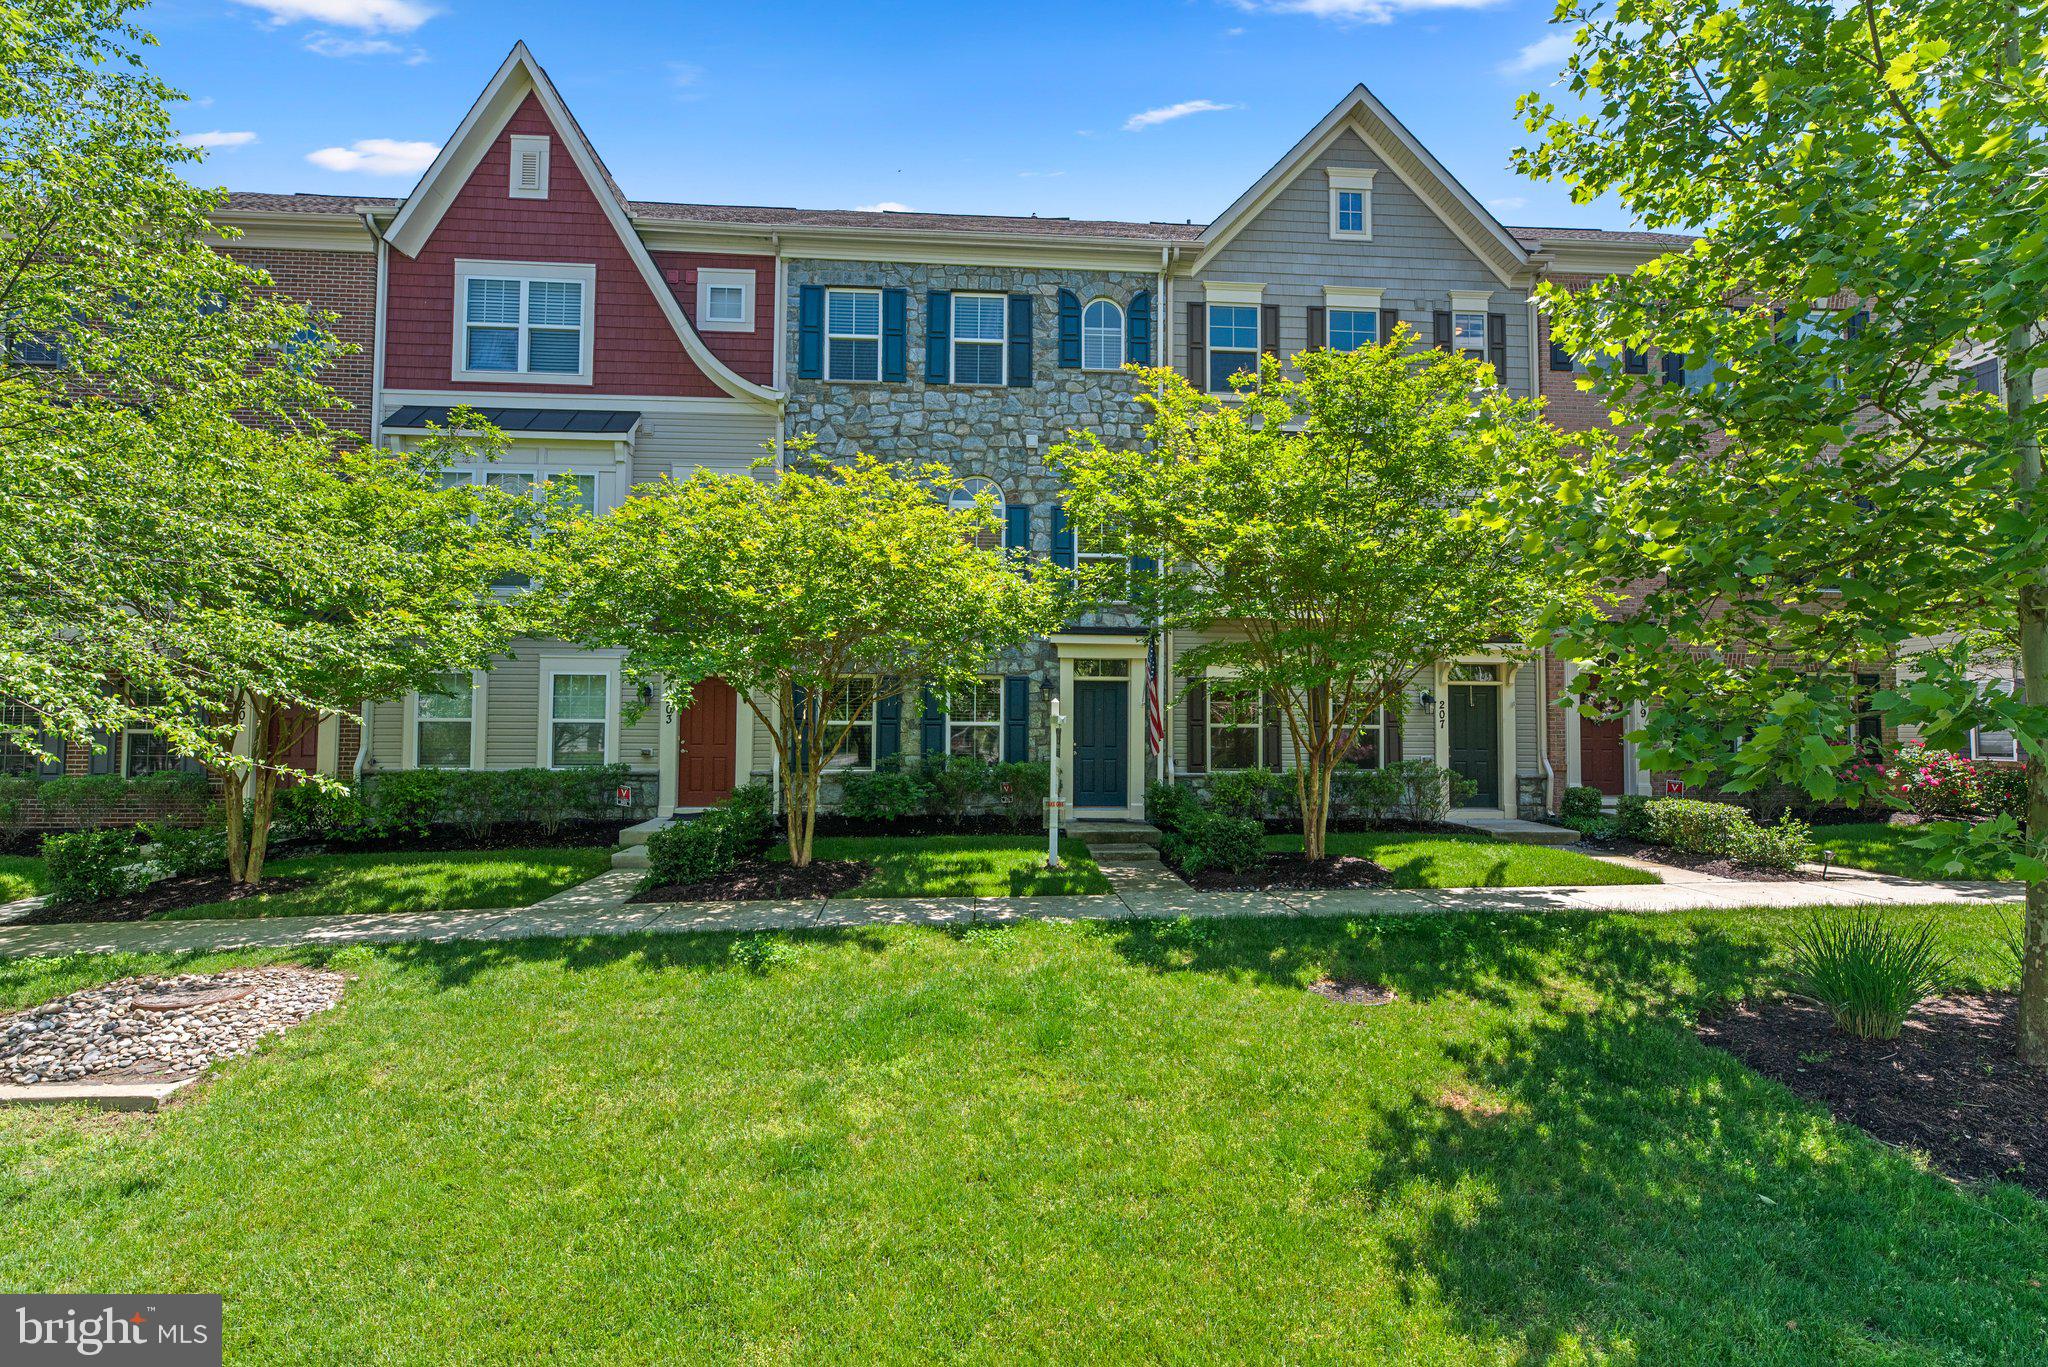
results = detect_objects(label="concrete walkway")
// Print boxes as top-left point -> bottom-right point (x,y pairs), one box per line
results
0,861 -> 2018,960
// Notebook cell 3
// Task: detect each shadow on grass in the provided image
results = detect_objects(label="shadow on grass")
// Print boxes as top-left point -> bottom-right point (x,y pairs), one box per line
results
1101,908 -> 2048,1358
372,924 -> 904,992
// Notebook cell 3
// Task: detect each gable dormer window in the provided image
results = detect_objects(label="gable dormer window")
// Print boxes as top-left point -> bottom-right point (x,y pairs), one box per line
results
454,260 -> 595,385
1327,167 -> 1375,241
509,134 -> 550,199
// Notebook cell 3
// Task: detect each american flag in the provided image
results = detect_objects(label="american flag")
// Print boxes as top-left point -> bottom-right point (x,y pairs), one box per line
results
1145,637 -> 1166,754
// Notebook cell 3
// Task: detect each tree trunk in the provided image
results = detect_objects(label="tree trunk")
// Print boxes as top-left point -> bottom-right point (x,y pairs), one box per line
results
221,767 -> 250,884
1298,750 -> 1334,862
243,767 -> 279,886
2010,321 -> 2047,1064
785,765 -> 816,868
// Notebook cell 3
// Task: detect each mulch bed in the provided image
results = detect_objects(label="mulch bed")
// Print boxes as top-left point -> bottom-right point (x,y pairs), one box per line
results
1179,853 -> 1393,892
1309,977 -> 1398,1006
1698,993 -> 2048,1196
631,859 -> 874,904
1582,836 -> 1820,882
19,874 -> 312,926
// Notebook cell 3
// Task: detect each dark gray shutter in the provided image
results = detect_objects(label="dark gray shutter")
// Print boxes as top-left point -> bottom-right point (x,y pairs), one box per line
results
1262,693 -> 1283,771
797,287 -> 823,379
925,291 -> 952,384
1549,334 -> 1575,371
1184,679 -> 1207,774
1385,701 -> 1404,763
1186,302 -> 1207,390
88,728 -> 119,776
1261,303 -> 1280,361
876,693 -> 902,760
1660,351 -> 1686,385
1003,676 -> 1030,762
881,288 -> 908,382
1057,290 -> 1081,369
1049,504 -> 1076,569
1379,307 -> 1399,347
1487,313 -> 1507,383
1432,310 -> 1453,353
1006,293 -> 1033,388
919,688 -> 946,756
1307,306 -> 1326,351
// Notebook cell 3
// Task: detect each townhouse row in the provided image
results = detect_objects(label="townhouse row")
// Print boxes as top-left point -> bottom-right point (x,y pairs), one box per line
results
8,43 -> 1705,823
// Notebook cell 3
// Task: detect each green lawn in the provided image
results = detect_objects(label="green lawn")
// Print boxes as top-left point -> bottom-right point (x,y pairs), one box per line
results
156,847 -> 616,921
0,903 -> 2036,1360
0,854 -> 48,902
1269,831 -> 1660,887
1815,821 -> 2021,882
781,834 -> 1111,898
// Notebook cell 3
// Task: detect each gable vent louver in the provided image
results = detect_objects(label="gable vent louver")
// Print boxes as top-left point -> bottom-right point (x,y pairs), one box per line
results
509,134 -> 550,199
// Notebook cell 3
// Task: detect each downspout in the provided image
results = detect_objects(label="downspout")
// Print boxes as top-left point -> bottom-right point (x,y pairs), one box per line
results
1157,245 -> 1173,786
1528,290 -> 1556,812
357,210 -> 388,784
771,231 -> 787,472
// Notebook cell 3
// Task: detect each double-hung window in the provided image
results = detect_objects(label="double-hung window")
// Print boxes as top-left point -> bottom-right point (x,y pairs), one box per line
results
1342,706 -> 1390,769
549,672 -> 609,768
1327,168 -> 1374,240
1207,687 -> 1263,772
485,470 -> 537,589
822,678 -> 875,772
825,288 -> 881,382
1208,305 -> 1259,392
1452,312 -> 1488,358
947,679 -> 1003,762
456,262 -> 593,383
1082,299 -> 1125,371
952,293 -> 1007,386
122,722 -> 177,777
416,673 -> 476,768
1328,308 -> 1377,351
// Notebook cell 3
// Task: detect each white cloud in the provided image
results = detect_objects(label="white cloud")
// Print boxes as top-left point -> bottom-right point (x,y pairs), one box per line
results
855,202 -> 914,213
306,138 -> 441,175
232,0 -> 434,32
304,33 -> 428,63
1123,99 -> 1239,132
1230,0 -> 1505,24
1498,31 -> 1576,76
180,130 -> 258,150
1488,195 -> 1528,210
668,61 -> 703,89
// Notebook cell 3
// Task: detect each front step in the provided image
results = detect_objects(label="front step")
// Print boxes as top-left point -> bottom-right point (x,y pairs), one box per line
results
617,816 -> 670,849
611,844 -> 650,871
1069,820 -> 1162,849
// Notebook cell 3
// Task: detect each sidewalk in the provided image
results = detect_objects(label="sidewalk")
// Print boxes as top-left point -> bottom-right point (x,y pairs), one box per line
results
0,862 -> 2019,960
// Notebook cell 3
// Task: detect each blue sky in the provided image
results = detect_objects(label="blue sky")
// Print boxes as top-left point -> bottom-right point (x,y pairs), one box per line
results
148,0 -> 1616,229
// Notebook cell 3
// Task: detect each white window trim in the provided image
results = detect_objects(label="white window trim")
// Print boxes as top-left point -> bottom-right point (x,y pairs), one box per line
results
1204,677 -> 1266,774
452,259 -> 596,387
1323,285 -> 1384,311
1081,297 -> 1126,372
508,134 -> 550,200
1074,527 -> 1127,568
821,676 -> 877,773
943,677 -> 1005,761
539,658 -> 619,769
824,286 -> 883,383
950,292 -> 1009,387
1327,167 -> 1376,241
1203,282 -> 1264,309
403,669 -> 488,770
695,267 -> 755,333
1340,704 -> 1391,769
1206,300 -> 1261,394
1449,289 -> 1493,358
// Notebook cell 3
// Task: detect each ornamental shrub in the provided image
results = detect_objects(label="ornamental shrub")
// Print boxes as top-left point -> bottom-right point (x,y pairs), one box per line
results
42,828 -> 141,904
1978,762 -> 2027,825
38,774 -> 128,830
137,816 -> 228,878
839,762 -> 929,824
1560,785 -> 1605,822
1788,910 -> 1949,1040
1728,809 -> 1817,872
1887,743 -> 1982,818
1206,767 -> 1287,822
1146,779 -> 1200,835
0,775 -> 39,839
1332,766 -> 1404,824
991,761 -> 1048,830
1640,798 -> 1757,857
1164,811 -> 1264,877
1392,760 -> 1472,823
1615,794 -> 1652,839
916,755 -> 997,821
273,781 -> 374,842
643,782 -> 774,889
130,769 -> 211,822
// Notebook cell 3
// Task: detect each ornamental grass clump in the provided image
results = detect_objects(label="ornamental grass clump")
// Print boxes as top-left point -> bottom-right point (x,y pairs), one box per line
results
1787,911 -> 1950,1040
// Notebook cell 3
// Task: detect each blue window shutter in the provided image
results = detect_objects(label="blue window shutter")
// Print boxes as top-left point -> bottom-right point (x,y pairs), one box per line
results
1050,504 -> 1076,569
790,684 -> 809,772
876,692 -> 902,760
926,291 -> 952,383
1003,676 -> 1030,763
1130,554 -> 1157,577
1004,503 -> 1032,555
1057,290 -> 1081,369
1127,290 -> 1153,365
1007,293 -> 1033,387
88,728 -> 119,775
797,287 -> 823,380
919,687 -> 946,755
881,288 -> 908,382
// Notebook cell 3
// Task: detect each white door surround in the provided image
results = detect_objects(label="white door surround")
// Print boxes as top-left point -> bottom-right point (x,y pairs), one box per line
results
1052,632 -> 1149,820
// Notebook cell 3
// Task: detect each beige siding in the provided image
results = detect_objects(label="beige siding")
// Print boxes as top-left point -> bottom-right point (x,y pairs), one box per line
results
484,649 -> 541,768
628,405 -> 778,490
1515,661 -> 1543,776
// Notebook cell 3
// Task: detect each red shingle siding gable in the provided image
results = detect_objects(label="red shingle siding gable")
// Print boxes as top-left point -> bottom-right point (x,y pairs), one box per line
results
652,251 -> 775,387
383,93 -> 725,397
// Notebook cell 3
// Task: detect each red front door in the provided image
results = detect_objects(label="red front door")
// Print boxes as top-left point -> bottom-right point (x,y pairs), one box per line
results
269,706 -> 323,782
676,679 -> 738,808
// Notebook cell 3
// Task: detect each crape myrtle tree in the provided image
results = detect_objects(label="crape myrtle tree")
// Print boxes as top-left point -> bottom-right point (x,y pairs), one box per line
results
1052,341 -> 1577,861
1499,0 -> 2048,1056
1,0 -> 537,883
547,451 -> 1064,867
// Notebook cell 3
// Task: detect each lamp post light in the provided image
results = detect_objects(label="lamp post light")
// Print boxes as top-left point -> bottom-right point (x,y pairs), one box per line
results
1045,693 -> 1065,870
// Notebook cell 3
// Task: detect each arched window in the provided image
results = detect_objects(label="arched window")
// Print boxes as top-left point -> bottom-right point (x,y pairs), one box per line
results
1082,299 -> 1125,371
948,476 -> 1006,551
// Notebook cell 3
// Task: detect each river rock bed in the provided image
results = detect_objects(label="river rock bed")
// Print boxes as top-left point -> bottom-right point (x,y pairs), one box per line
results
0,967 -> 346,1085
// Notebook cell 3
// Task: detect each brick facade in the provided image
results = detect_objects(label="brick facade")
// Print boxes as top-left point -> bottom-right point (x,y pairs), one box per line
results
223,244 -> 377,438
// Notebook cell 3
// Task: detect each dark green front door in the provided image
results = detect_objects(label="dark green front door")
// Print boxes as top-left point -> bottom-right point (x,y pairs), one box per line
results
1448,684 -> 1500,808
1074,680 -> 1128,808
